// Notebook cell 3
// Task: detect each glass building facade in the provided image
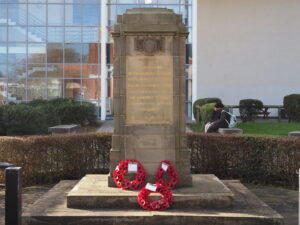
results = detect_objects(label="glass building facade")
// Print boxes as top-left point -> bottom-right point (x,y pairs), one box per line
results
0,0 -> 193,118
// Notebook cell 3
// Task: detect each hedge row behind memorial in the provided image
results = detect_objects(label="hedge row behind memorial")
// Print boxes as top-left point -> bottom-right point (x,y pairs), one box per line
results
0,133 -> 299,188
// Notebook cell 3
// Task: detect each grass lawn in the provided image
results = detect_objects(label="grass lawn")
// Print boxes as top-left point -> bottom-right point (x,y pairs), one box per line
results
189,122 -> 300,136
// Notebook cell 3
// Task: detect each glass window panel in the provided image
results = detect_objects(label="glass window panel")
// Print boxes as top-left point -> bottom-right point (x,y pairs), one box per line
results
65,27 -> 81,42
47,64 -> 63,78
0,64 -> 7,78
180,0 -> 192,4
187,27 -> 192,43
8,64 -> 26,79
8,44 -> 26,63
7,79 -> 26,102
82,79 -> 99,101
47,78 -> 63,99
48,0 -> 64,3
28,4 -> 46,25
117,5 -> 139,18
65,4 -> 81,26
47,43 -> 63,63
48,5 -> 64,25
186,43 -> 192,64
27,64 -> 46,78
48,27 -> 64,42
82,43 -> 98,64
82,27 -> 99,43
0,4 -> 7,23
64,79 -> 81,100
0,44 -> 7,63
64,43 -> 81,63
82,5 -> 99,25
107,43 -> 113,64
117,0 -> 139,3
28,26 -> 46,42
164,5 -> 180,14
83,0 -> 99,3
8,26 -> 27,42
158,0 -> 179,4
27,79 -> 46,100
0,78 -> 7,102
82,64 -> 98,78
64,64 -> 81,78
65,0 -> 81,3
28,0 -> 46,3
28,43 -> 46,63
5,0 -> 27,2
8,4 -> 27,25
141,0 -> 158,4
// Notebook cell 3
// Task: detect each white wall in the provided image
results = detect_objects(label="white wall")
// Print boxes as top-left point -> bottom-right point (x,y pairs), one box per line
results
197,0 -> 300,107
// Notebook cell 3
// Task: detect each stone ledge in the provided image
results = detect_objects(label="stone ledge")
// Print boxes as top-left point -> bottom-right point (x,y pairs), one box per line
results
288,131 -> 300,137
218,128 -> 243,134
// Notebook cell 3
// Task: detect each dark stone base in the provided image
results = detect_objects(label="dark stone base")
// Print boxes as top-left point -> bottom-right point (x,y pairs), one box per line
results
23,178 -> 283,225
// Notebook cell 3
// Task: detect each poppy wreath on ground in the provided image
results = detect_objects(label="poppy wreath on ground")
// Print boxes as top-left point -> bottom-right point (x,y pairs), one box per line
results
155,160 -> 179,189
137,183 -> 173,211
113,159 -> 146,190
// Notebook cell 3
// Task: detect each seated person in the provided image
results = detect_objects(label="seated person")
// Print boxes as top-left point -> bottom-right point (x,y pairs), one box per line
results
205,103 -> 231,133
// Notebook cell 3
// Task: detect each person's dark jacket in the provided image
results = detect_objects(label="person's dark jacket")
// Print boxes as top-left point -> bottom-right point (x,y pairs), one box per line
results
212,110 -> 231,128
209,110 -> 221,123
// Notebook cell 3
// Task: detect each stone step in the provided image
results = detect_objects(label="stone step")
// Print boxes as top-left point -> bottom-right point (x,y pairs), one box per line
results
218,128 -> 243,134
67,174 -> 234,209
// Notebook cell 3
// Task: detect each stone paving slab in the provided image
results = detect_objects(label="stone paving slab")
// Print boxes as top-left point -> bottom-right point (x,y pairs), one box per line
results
22,179 -> 283,225
67,174 -> 234,209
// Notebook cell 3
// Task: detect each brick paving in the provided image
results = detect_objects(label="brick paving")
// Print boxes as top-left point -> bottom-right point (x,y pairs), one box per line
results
0,183 -> 297,225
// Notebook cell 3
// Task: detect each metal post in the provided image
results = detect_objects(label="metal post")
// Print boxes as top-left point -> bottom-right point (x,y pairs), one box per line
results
192,0 -> 198,120
5,167 -> 22,225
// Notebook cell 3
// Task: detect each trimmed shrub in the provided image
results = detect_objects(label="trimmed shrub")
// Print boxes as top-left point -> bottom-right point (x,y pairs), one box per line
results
193,98 -> 222,122
239,99 -> 263,122
199,103 -> 215,130
283,94 -> 300,122
2,104 -> 48,135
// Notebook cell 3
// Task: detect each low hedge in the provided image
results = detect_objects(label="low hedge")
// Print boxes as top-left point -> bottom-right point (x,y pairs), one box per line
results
283,94 -> 300,122
193,98 -> 222,122
0,133 -> 299,188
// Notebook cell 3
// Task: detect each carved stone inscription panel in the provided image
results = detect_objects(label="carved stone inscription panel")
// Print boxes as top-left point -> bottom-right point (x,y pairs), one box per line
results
126,56 -> 173,125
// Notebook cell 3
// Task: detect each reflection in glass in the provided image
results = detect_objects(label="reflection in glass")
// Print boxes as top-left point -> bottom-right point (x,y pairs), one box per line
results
64,43 -> 81,63
8,44 -> 26,63
65,4 -> 81,26
64,79 -> 81,100
64,64 -> 81,78
186,43 -> 192,64
82,79 -> 99,101
8,64 -> 26,79
47,64 -> 63,78
8,26 -> 27,42
82,5 -> 99,25
0,78 -> 7,102
7,79 -> 26,102
28,43 -> 46,63
82,64 -> 98,78
0,64 -> 7,78
48,5 -> 64,25
28,4 -> 46,25
27,79 -> 46,100
47,43 -> 63,63
0,27 -> 7,42
8,4 -> 27,25
82,43 -> 98,63
28,26 -> 46,42
82,27 -> 99,43
48,27 -> 64,42
47,79 -> 63,99
27,64 -> 46,78
0,44 -> 7,63
65,27 -> 81,42
0,4 -> 7,22
48,0 -> 64,3
158,0 -> 179,3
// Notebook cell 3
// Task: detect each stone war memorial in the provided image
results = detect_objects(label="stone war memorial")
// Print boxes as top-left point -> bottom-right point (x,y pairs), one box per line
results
23,8 -> 283,225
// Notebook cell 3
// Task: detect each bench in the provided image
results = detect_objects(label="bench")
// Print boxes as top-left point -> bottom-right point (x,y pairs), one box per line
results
48,125 -> 79,135
288,131 -> 300,137
218,128 -> 243,134
258,107 -> 270,119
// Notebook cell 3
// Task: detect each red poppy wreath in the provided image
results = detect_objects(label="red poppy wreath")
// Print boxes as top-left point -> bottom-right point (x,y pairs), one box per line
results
113,159 -> 146,190
137,182 -> 173,211
155,160 -> 179,189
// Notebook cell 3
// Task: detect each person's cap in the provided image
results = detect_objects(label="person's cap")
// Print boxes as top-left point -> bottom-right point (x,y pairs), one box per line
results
215,103 -> 224,108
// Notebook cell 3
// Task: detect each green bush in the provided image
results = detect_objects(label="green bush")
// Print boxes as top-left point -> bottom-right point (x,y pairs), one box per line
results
2,104 -> 48,135
283,94 -> 300,122
239,99 -> 263,122
199,103 -> 215,130
193,98 -> 222,122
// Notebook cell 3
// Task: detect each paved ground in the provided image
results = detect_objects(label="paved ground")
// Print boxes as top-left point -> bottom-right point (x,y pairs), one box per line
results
96,120 -> 193,133
0,183 -> 297,225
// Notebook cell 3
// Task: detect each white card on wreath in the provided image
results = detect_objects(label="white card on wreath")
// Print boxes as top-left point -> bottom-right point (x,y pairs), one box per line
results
161,162 -> 169,171
146,183 -> 157,192
128,162 -> 138,173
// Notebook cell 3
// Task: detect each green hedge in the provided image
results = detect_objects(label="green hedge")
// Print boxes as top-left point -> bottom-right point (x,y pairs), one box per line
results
192,98 -> 222,122
283,94 -> 300,122
239,99 -> 263,122
1,133 -> 299,188
0,98 -> 96,136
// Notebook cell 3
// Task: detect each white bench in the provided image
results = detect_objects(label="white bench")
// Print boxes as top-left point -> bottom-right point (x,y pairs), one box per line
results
218,128 -> 243,135
288,131 -> 300,137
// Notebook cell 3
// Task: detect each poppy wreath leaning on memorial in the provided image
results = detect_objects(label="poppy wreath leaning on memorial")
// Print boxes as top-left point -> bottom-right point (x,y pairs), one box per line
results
113,159 -> 146,190
137,182 -> 173,211
155,160 -> 179,189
